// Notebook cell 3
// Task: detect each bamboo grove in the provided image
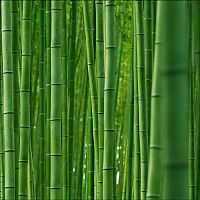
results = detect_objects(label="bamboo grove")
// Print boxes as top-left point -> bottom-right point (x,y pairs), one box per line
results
0,0 -> 199,200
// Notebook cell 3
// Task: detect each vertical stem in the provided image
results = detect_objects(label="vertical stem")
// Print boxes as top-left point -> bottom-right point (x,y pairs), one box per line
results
61,1 -> 67,200
45,1 -> 51,199
1,1 -> 15,199
146,3 -> 163,199
135,2 -> 148,199
144,0 -> 152,146
39,1 -> 45,199
160,1 -> 189,199
18,1 -> 31,199
95,0 -> 104,199
103,0 -> 116,199
50,1 -> 62,199
133,3 -> 140,199
83,1 -> 99,199
67,2 -> 76,198
0,8 -> 5,200
87,92 -> 94,200
11,2 -> 20,199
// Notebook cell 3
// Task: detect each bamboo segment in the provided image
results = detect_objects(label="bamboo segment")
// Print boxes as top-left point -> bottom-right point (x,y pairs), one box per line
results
144,0 -> 152,146
133,8 -> 141,199
50,1 -> 62,199
45,1 -> 51,199
11,2 -> 20,199
103,0 -> 116,199
188,2 -> 195,199
87,95 -> 95,200
0,8 -> 5,200
18,1 -> 32,199
95,0 -> 104,199
61,1 -> 68,200
39,1 -> 45,199
67,2 -> 76,198
1,1 -> 15,199
83,1 -> 99,199
159,1 -> 189,199
135,2 -> 148,199
146,4 -> 163,199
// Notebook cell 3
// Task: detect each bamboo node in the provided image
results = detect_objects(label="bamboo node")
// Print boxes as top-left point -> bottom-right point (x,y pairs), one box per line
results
105,46 -> 116,49
19,159 -> 28,163
49,153 -> 61,156
3,71 -> 13,74
1,29 -> 11,32
136,33 -> 144,36
49,187 -> 62,189
3,111 -> 14,115
104,88 -> 115,91
22,54 -> 31,57
103,167 -> 115,170
18,194 -> 27,197
5,186 -> 15,189
20,125 -> 30,129
49,118 -> 61,121
4,149 -> 15,153
150,145 -> 162,150
98,112 -> 104,114
49,83 -> 62,86
104,129 -> 115,132
51,45 -> 61,48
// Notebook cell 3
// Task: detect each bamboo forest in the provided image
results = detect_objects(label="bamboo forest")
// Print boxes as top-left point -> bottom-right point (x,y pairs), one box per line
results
0,0 -> 199,200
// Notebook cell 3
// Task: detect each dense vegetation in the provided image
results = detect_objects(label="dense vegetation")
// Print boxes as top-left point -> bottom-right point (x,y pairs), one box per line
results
0,1 -> 198,200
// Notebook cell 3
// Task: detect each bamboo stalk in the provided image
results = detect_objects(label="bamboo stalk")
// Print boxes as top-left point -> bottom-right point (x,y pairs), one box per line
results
1,1 -> 15,199
50,1 -> 62,199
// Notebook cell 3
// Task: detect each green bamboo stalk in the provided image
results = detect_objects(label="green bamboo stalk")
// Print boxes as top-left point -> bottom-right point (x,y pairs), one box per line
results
28,144 -> 33,200
50,1 -> 62,199
126,37 -> 134,200
45,1 -> 51,199
75,70 -> 88,199
159,1 -> 189,199
87,92 -> 94,200
133,5 -> 141,198
151,0 -> 156,62
192,2 -> 200,199
1,1 -> 15,199
135,2 -> 148,199
0,9 -> 5,200
95,0 -> 104,199
103,0 -> 116,199
83,1 -> 99,199
188,2 -> 195,199
67,2 -> 76,198
11,2 -> 20,199
92,1 -> 96,59
61,1 -> 68,200
18,1 -> 32,199
146,3 -> 163,199
144,0 -> 152,146
39,1 -> 45,199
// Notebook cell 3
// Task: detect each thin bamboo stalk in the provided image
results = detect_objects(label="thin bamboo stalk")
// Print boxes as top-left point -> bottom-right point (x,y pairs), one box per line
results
103,0 -> 116,199
18,1 -> 32,198
135,2 -> 148,199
